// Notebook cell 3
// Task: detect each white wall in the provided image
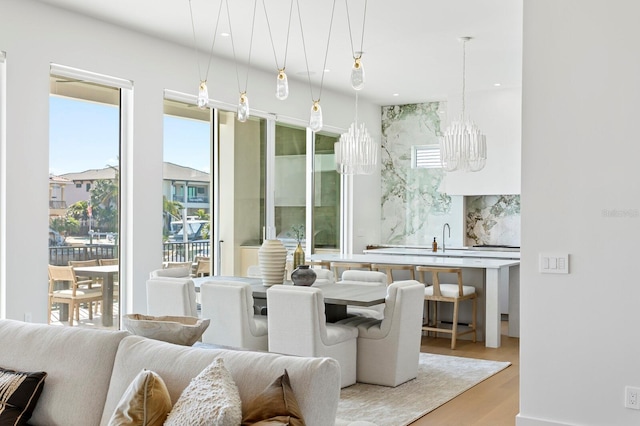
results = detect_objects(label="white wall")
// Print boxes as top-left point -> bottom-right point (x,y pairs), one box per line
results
0,0 -> 381,322
519,1 -> 640,425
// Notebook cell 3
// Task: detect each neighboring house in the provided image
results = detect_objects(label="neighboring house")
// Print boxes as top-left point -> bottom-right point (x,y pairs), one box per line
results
48,174 -> 71,218
59,162 -> 210,216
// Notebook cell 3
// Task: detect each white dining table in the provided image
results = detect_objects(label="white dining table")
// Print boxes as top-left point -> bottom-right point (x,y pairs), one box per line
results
192,276 -> 388,322
72,264 -> 119,327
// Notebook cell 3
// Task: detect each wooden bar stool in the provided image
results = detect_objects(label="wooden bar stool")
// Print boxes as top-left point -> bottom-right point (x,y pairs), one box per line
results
371,263 -> 416,284
416,266 -> 477,349
330,262 -> 372,281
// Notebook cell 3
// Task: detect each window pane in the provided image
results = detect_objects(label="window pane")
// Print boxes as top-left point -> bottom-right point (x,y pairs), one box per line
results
314,131 -> 340,252
162,99 -> 212,267
49,75 -> 120,329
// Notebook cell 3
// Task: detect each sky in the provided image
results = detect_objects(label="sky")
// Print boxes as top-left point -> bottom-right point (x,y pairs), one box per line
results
49,96 -> 211,176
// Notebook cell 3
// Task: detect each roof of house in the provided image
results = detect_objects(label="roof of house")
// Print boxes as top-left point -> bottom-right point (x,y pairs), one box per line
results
59,162 -> 209,183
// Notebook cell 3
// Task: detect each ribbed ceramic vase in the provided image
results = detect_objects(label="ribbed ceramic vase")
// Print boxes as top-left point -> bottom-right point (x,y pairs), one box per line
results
257,239 -> 287,287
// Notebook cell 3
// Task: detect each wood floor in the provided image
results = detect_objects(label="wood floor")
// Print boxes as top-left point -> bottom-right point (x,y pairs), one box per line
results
411,323 -> 520,426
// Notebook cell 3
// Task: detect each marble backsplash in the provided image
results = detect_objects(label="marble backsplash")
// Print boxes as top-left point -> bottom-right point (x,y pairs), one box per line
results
380,101 -> 520,247
465,195 -> 520,247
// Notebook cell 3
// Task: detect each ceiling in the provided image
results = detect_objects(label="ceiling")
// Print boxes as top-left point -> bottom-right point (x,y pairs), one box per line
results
35,0 -> 522,107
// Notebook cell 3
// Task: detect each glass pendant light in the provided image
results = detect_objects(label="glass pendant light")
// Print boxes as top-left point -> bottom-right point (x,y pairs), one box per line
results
440,37 -> 487,172
263,0 -> 294,101
237,92 -> 249,122
297,0 -> 336,132
309,100 -> 323,132
275,69 -> 289,100
197,81 -> 209,109
227,0 -> 258,123
188,0 -> 221,110
346,1 -> 368,90
350,57 -> 365,90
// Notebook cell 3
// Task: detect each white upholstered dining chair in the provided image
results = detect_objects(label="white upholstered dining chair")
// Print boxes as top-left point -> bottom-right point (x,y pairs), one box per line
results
337,280 -> 425,386
199,280 -> 268,351
267,285 -> 358,388
145,277 -> 198,317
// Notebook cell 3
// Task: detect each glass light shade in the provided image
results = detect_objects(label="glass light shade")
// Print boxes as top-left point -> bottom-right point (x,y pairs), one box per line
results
439,118 -> 487,172
309,101 -> 323,132
237,93 -> 249,122
275,69 -> 289,100
350,58 -> 365,91
335,121 -> 378,175
197,81 -> 209,109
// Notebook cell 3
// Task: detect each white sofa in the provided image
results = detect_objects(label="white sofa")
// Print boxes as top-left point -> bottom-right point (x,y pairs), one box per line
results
0,319 -> 342,426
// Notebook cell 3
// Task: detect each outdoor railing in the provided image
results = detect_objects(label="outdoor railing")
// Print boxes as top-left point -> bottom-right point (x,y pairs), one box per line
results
48,241 -> 211,265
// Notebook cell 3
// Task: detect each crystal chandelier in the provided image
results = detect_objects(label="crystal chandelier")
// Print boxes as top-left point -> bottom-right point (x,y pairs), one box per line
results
440,37 -> 487,172
335,92 -> 377,175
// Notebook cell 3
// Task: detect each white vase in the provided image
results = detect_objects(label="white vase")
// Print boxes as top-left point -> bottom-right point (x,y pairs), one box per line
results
257,239 -> 287,287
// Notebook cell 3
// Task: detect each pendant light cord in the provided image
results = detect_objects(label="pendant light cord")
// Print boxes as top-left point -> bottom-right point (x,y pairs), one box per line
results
346,0 -> 367,60
263,0 -> 294,70
297,0 -> 337,103
461,38 -> 467,118
227,0 -> 258,94
188,0 -> 223,82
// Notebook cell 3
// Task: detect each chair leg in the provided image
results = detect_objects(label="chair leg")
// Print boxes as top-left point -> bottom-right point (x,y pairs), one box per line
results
451,299 -> 460,350
68,302 -> 75,326
471,297 -> 478,343
88,301 -> 93,320
48,298 -> 52,325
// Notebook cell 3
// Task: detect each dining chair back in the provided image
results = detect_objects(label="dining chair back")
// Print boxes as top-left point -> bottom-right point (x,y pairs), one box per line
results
200,281 -> 268,351
145,277 -> 198,317
48,264 -> 103,326
330,262 -> 371,281
194,256 -> 210,277
69,259 -> 100,288
267,285 -> 358,388
149,267 -> 192,278
338,280 -> 425,386
338,270 -> 388,319
416,266 -> 477,349
98,258 -> 118,266
371,263 -> 416,284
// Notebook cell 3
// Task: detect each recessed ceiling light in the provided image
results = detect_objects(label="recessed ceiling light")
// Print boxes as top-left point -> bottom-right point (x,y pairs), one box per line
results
392,93 -> 399,97
324,69 -> 331,73
494,83 -> 501,87
220,32 -> 230,37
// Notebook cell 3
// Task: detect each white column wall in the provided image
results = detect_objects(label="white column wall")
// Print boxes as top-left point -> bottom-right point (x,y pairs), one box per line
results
519,1 -> 640,425
0,0 -> 381,322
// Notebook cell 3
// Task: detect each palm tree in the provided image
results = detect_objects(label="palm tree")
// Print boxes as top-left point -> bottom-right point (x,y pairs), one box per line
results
163,196 -> 183,237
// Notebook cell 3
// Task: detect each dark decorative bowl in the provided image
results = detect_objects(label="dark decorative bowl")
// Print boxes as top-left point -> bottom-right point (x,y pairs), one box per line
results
291,265 -> 317,286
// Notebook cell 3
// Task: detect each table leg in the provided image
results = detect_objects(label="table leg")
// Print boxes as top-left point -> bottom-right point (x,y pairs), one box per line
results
325,304 -> 347,323
485,267 -> 508,348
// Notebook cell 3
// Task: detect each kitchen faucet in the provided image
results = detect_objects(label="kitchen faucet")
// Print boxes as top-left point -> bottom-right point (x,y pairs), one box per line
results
442,223 -> 450,252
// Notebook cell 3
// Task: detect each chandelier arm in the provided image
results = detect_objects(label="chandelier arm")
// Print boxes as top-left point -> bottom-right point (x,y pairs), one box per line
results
461,38 -> 466,119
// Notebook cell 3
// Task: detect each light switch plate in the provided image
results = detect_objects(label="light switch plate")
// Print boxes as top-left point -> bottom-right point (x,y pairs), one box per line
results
539,253 -> 569,274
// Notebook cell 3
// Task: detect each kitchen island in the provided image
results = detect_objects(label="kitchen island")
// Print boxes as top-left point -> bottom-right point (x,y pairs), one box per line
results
308,252 -> 520,348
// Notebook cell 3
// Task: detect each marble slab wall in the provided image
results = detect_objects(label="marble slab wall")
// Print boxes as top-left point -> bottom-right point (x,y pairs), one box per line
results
380,102 -> 463,246
380,102 -> 521,247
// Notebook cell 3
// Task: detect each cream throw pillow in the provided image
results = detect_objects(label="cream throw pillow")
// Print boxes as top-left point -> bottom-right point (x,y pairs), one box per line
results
164,357 -> 242,426
107,369 -> 172,426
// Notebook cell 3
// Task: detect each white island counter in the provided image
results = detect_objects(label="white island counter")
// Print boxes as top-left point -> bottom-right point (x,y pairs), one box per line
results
308,252 -> 520,348
364,246 -> 520,260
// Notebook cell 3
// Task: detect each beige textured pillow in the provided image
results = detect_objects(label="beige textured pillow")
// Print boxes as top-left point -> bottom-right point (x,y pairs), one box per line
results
242,369 -> 305,426
107,369 -> 172,426
164,357 -> 242,426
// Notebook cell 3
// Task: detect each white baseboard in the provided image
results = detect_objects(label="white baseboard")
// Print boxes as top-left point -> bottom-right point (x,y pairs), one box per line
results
516,413 -> 575,426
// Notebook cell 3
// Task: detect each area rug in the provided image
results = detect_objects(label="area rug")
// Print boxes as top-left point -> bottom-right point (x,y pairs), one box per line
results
336,353 -> 511,426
